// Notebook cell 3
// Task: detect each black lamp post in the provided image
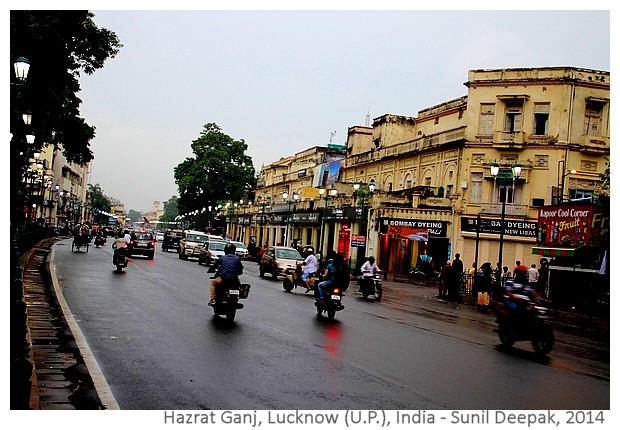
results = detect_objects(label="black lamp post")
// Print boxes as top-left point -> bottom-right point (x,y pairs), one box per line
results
353,179 -> 375,268
490,161 -> 522,272
282,191 -> 299,247
318,186 -> 338,260
558,160 -> 577,203
257,196 -> 271,248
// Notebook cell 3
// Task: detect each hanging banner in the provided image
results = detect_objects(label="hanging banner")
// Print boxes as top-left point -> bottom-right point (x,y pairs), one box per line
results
387,225 -> 429,241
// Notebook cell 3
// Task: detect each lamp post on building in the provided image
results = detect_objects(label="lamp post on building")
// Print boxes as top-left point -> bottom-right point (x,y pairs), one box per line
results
256,195 -> 271,248
353,179 -> 375,268
318,186 -> 338,261
558,160 -> 577,203
490,161 -> 522,272
282,191 -> 299,247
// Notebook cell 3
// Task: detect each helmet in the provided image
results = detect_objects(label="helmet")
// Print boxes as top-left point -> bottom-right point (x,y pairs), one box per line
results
305,247 -> 314,254
224,243 -> 236,255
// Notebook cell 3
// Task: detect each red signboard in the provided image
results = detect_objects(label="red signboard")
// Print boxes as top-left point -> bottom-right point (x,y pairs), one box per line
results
537,204 -> 608,247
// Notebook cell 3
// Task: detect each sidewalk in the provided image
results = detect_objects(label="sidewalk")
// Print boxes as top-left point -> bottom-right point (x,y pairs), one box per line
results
21,237 -> 104,410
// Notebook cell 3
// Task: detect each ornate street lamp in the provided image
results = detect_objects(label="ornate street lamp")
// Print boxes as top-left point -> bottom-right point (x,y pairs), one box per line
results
353,179 -> 376,268
282,191 -> 299,247
318,186 -> 338,260
13,57 -> 30,82
490,161 -> 522,273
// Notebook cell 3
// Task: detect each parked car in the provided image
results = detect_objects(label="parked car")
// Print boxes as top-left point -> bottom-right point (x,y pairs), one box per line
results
259,246 -> 304,279
155,232 -> 164,242
230,241 -> 249,259
162,229 -> 183,252
198,240 -> 227,266
128,231 -> 156,260
179,230 -> 210,260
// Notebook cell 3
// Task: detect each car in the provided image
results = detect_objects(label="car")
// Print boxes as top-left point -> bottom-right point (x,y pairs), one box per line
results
128,231 -> 156,259
230,241 -> 249,259
198,240 -> 227,266
162,229 -> 183,252
155,232 -> 164,242
179,230 -> 210,260
259,246 -> 304,279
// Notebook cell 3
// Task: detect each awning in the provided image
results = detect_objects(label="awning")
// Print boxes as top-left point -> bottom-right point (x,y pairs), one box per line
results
531,246 -> 577,257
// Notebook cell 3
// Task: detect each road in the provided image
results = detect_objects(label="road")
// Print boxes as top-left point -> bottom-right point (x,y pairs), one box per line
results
52,238 -> 609,410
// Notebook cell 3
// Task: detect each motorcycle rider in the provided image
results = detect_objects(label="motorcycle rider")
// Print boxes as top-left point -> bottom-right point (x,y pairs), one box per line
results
360,256 -> 381,292
209,242 -> 244,305
316,252 -> 345,304
112,231 -> 130,265
297,247 -> 318,293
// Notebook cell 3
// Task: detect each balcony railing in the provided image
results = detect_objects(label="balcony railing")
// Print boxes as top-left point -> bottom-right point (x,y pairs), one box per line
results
479,202 -> 528,217
493,130 -> 526,147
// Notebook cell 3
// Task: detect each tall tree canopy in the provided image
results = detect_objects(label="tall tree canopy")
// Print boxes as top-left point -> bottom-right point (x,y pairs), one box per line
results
174,123 -> 256,227
10,11 -> 122,167
160,196 -> 180,222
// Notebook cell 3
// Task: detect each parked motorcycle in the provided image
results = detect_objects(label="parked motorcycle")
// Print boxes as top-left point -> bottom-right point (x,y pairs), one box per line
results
357,273 -> 383,301
495,291 -> 554,355
94,235 -> 106,248
283,264 -> 320,293
314,283 -> 345,319
112,244 -> 128,273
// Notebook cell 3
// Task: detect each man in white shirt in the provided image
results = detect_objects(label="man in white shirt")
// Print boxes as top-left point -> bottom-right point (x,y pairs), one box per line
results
527,263 -> 539,287
299,247 -> 318,292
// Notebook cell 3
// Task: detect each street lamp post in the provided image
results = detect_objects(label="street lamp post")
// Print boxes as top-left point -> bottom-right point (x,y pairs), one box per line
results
490,161 -> 522,273
318,186 -> 338,260
282,191 -> 299,247
257,196 -> 271,248
558,160 -> 577,203
353,179 -> 375,268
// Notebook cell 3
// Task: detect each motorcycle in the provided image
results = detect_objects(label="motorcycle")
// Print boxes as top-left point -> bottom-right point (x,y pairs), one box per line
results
283,264 -> 320,293
94,235 -> 106,248
357,273 -> 383,301
495,292 -> 554,355
112,244 -> 128,273
314,282 -> 345,319
208,272 -> 250,322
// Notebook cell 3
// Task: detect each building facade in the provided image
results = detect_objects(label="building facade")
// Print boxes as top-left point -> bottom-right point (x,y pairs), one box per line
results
245,66 -> 609,278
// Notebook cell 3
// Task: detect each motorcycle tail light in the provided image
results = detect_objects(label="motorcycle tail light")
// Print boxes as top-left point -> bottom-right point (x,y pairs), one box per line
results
333,288 -> 340,294
150,241 -> 155,246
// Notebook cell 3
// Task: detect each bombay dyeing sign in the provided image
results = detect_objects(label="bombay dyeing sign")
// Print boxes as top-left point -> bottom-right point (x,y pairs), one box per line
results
537,204 -> 607,247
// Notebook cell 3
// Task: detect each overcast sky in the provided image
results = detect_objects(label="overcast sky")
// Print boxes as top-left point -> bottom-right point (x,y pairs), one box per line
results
48,6 -> 614,212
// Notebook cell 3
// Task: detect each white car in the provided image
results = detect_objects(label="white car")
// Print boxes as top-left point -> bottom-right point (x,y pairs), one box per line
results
155,232 -> 164,242
230,241 -> 249,259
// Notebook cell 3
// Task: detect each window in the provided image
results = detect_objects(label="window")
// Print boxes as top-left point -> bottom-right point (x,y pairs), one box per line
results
570,189 -> 593,200
535,155 -> 549,168
504,104 -> 523,132
584,100 -> 603,135
424,177 -> 432,186
478,103 -> 495,135
470,173 -> 483,203
533,103 -> 550,135
581,160 -> 597,171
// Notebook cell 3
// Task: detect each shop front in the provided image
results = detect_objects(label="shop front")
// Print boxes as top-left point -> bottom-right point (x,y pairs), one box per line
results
378,218 -> 449,279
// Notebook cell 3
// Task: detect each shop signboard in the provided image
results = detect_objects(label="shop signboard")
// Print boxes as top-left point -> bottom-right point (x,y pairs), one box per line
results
351,234 -> 366,248
536,203 -> 608,247
461,216 -> 537,238
379,218 -> 448,237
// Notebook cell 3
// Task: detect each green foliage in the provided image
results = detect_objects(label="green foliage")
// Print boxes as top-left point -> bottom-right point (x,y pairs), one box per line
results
599,156 -> 610,195
174,123 -> 256,219
127,209 -> 142,224
87,183 -> 111,212
160,196 -> 180,222
10,11 -> 122,167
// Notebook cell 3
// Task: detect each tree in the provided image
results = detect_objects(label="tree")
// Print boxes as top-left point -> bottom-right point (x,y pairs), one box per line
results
87,183 -> 111,224
127,209 -> 143,226
599,156 -> 610,195
160,196 -> 180,222
11,11 -> 122,227
174,123 -> 256,230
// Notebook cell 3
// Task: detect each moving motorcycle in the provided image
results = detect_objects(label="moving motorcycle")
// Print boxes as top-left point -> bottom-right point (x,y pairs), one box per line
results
207,267 -> 250,322
283,264 -> 320,293
357,273 -> 383,301
94,235 -> 106,248
112,244 -> 128,273
314,283 -> 345,319
495,289 -> 554,355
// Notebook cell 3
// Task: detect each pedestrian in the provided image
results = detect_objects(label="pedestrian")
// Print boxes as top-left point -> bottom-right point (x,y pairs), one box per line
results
538,258 -> 549,295
527,263 -> 539,288
467,262 -> 476,296
512,260 -> 528,285
441,262 -> 459,307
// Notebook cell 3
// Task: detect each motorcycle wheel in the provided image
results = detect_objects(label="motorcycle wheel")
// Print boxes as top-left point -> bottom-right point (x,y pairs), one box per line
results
532,324 -> 554,355
283,279 -> 294,292
115,265 -> 123,273
411,271 -> 426,285
327,309 -> 336,319
497,324 -> 515,346
375,286 -> 383,302
226,309 -> 236,321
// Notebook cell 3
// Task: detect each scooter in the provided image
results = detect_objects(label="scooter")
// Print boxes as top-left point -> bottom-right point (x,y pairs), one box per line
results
495,292 -> 554,355
283,264 -> 320,293
357,273 -> 383,301
208,273 -> 250,322
314,283 -> 345,319
112,245 -> 128,273
94,235 -> 106,248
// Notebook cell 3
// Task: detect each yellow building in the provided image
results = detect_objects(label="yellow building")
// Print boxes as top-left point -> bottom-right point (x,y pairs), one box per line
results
252,67 -> 609,277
